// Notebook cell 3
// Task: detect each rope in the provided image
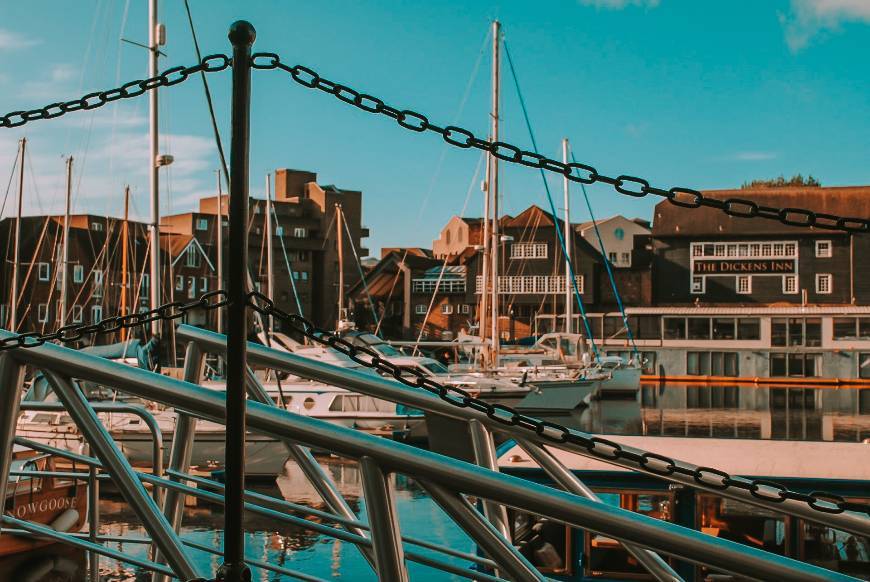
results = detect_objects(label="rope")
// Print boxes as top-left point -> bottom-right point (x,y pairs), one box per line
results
572,152 -> 640,357
338,205 -> 378,328
502,40 -> 599,360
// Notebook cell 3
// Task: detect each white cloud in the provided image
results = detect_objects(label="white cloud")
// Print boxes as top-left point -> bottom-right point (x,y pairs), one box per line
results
728,151 -> 778,162
50,64 -> 77,83
781,0 -> 870,52
0,29 -> 41,50
578,0 -> 660,9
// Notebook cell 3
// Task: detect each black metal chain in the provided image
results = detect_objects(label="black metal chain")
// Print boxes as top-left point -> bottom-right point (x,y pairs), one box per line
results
246,290 -> 870,519
0,55 -> 231,130
253,52 -> 870,235
0,291 -> 228,351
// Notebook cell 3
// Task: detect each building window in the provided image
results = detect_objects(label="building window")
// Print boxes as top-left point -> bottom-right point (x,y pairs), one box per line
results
140,274 -> 149,298
510,242 -> 547,260
815,274 -> 832,294
770,352 -> 822,377
187,276 -> 196,298
91,222 -> 103,232
200,277 -> 208,293
478,275 -> 583,295
815,240 -> 832,258
196,218 -> 209,231
38,262 -> 50,281
186,246 -> 200,268
91,305 -> 102,324
772,318 -> 821,347
687,318 -> 711,340
737,318 -> 761,340
608,251 -> 617,264
860,353 -> 870,379
175,275 -> 184,291
691,276 -> 705,294
460,304 -> 470,315
712,318 -> 736,340
415,304 -> 427,315
72,305 -> 82,324
833,317 -> 870,340
441,304 -> 453,315
73,264 -> 84,283
691,244 -> 703,257
293,227 -> 306,238
300,271 -> 308,281
620,252 -> 630,265
687,351 -> 739,376
663,317 -> 686,340
736,275 -> 751,294
93,269 -> 103,285
37,303 -> 48,322
782,275 -> 798,294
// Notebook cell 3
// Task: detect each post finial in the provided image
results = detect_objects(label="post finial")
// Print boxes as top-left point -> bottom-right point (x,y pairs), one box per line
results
228,20 -> 256,47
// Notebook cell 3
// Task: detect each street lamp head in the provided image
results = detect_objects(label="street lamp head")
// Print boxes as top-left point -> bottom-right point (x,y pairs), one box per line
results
155,154 -> 174,167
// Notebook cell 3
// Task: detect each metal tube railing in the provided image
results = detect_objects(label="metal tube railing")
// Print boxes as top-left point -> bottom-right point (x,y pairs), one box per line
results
1,337 -> 851,581
174,324 -> 870,539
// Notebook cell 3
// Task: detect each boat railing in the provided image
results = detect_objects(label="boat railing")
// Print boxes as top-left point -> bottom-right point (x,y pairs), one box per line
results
0,327 -> 856,580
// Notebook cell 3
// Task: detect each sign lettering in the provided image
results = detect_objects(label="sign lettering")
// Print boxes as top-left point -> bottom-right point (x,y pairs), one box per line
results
692,259 -> 796,275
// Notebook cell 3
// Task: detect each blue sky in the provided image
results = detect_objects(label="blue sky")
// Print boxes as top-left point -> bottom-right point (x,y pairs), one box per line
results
0,0 -> 867,255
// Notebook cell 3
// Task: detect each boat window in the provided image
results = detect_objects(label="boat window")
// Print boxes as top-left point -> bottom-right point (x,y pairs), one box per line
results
421,362 -> 449,374
329,395 -> 380,412
540,337 -> 558,351
585,492 -> 673,578
30,413 -> 57,424
801,516 -> 870,578
663,317 -> 686,340
303,397 -> 316,410
373,343 -> 402,357
696,495 -> 787,579
509,510 -> 573,575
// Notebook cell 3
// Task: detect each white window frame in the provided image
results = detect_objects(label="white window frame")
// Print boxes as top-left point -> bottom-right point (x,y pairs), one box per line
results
93,269 -> 103,285
91,222 -> 103,232
38,262 -> 50,281
175,275 -> 184,291
187,276 -> 196,298
72,305 -> 83,324
815,240 -> 832,258
415,304 -> 427,315
510,242 -> 547,260
140,273 -> 149,298
37,303 -> 48,322
736,275 -> 751,294
73,264 -> 84,283
460,304 -> 470,314
185,247 -> 200,268
293,227 -> 306,238
301,271 -> 308,281
441,304 -> 453,315
815,273 -> 832,294
196,218 -> 209,231
200,277 -> 208,293
782,275 -> 798,294
691,276 -> 705,294
91,305 -> 102,324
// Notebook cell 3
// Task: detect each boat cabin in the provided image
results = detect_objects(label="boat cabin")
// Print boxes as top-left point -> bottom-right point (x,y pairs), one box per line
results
497,436 -> 870,580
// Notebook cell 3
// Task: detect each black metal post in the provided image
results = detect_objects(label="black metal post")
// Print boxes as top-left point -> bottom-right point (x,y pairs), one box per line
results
219,20 -> 255,582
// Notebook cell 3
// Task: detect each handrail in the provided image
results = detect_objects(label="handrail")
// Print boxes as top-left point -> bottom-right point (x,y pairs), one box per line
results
0,334 -> 854,581
175,323 -> 870,539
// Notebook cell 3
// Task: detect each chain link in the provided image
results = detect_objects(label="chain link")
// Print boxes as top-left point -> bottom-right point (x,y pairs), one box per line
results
0,54 -> 231,130
245,290 -> 870,519
255,52 -> 870,235
0,291 -> 228,351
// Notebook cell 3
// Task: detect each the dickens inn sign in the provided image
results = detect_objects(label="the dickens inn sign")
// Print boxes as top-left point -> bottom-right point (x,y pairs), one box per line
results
693,259 -> 797,275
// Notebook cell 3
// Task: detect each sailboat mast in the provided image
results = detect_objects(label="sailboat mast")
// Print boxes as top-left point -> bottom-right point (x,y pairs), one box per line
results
148,0 -> 161,335
479,145 -> 490,360
121,185 -> 130,341
9,138 -> 25,332
216,169 -> 224,335
60,156 -> 73,328
336,203 -> 344,330
562,138 -> 572,334
489,19 -> 501,362
265,173 -> 274,332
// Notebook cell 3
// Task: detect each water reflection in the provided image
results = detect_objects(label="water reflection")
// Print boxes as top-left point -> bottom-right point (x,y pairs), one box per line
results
543,383 -> 870,442
96,457 -> 471,581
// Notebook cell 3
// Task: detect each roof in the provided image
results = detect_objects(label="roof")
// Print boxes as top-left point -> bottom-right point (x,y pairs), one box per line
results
618,305 -> 870,315
652,185 -> 870,237
503,205 -> 556,229
500,436 -> 870,480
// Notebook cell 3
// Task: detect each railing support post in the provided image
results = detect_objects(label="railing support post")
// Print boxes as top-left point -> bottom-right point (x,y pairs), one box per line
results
222,19 -> 255,582
469,419 -> 510,539
359,456 -> 408,582
517,439 -> 683,582
422,481 -> 544,582
0,354 -> 24,525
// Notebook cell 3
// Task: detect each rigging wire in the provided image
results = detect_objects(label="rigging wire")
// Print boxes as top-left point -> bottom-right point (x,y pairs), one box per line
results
183,0 -> 230,186
502,39 -> 599,359
0,145 -> 20,219
572,151 -> 640,357
270,205 -> 305,317
338,204 -> 379,329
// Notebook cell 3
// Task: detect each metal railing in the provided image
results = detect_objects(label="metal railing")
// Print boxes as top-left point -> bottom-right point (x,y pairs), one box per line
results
0,329 -> 861,581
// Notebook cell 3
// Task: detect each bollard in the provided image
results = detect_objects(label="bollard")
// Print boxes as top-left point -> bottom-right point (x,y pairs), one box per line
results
218,19 -> 255,582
